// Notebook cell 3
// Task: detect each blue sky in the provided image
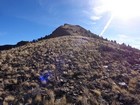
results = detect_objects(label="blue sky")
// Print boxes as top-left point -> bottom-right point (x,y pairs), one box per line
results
0,0 -> 140,49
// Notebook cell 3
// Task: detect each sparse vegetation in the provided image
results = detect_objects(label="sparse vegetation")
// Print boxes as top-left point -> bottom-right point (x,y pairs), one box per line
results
0,24 -> 140,104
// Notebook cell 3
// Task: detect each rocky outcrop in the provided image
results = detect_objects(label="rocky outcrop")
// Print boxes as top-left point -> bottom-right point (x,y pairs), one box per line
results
50,24 -> 99,38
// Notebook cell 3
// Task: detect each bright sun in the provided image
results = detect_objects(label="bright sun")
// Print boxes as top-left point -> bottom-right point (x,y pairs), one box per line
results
98,0 -> 140,35
102,0 -> 140,20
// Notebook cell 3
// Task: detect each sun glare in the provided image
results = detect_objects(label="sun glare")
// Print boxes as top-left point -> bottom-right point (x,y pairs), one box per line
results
98,0 -> 140,35
103,0 -> 140,20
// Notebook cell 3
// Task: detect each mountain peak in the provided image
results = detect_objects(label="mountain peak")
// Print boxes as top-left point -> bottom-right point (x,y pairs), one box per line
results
0,24 -> 140,104
50,24 -> 93,38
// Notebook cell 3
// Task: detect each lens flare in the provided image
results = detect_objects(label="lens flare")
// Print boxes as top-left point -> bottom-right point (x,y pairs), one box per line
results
95,0 -> 140,35
100,15 -> 113,36
39,71 -> 52,84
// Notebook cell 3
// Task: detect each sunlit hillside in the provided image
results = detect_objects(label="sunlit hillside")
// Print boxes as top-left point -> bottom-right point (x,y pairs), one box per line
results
0,24 -> 140,105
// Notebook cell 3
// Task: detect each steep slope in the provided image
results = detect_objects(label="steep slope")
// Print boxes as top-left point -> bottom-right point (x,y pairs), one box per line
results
0,24 -> 140,105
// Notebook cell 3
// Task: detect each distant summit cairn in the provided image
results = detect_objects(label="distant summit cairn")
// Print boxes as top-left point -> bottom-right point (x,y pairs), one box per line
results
50,24 -> 95,38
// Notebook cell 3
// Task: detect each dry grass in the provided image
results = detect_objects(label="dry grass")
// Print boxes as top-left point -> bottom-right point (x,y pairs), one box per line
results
0,27 -> 140,104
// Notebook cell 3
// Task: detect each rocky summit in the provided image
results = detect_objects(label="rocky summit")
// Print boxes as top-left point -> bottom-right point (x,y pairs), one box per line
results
50,24 -> 94,38
0,24 -> 140,105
